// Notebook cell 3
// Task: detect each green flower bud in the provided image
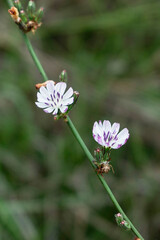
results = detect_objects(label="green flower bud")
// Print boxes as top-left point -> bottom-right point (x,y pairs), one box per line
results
36,7 -> 44,23
120,220 -> 131,231
14,0 -> 22,11
59,70 -> 68,82
94,148 -> 103,162
27,0 -> 36,19
115,213 -> 124,225
20,10 -> 28,24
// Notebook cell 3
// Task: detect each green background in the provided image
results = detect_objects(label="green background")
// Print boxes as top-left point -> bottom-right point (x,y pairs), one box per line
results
0,0 -> 160,239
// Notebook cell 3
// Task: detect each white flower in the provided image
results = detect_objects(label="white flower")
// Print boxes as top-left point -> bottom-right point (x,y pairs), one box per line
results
35,81 -> 74,115
93,120 -> 129,149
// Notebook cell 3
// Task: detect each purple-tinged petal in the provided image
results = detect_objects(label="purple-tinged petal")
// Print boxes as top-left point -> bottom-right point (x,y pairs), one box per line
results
117,128 -> 129,141
93,121 -> 103,137
99,120 -> 103,127
93,121 -> 98,136
93,133 -> 103,146
59,105 -> 68,113
111,129 -> 129,149
43,106 -> 54,113
111,143 -> 123,149
111,122 -> 120,135
53,108 -> 58,115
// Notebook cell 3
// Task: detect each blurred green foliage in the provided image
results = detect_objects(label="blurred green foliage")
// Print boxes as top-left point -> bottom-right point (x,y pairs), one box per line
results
0,0 -> 160,239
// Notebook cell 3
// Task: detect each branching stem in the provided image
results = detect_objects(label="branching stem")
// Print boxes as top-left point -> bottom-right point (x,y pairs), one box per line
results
6,0 -> 144,239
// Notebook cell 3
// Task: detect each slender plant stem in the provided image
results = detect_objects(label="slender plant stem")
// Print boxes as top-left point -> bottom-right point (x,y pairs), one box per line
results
7,0 -> 48,81
66,116 -> 144,239
6,1 -> 144,239
22,34 -> 48,81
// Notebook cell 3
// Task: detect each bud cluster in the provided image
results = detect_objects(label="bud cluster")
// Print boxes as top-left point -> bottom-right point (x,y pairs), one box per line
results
93,146 -> 113,175
8,0 -> 44,33
115,213 -> 131,231
94,146 -> 111,163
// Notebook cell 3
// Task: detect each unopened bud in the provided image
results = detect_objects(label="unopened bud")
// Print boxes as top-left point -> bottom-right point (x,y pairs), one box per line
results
20,10 -> 28,23
36,7 -> 44,22
27,0 -> 36,18
94,148 -> 103,161
120,220 -> 131,231
59,70 -> 68,82
14,0 -> 22,11
73,91 -> 79,104
35,80 -> 56,89
115,213 -> 124,225
8,7 -> 21,23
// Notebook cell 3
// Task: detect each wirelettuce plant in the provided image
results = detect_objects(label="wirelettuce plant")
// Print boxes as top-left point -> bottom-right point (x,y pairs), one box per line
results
7,1 -> 144,239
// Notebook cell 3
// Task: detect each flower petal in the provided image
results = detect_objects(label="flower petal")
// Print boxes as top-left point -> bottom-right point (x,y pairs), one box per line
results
43,106 -> 54,113
53,108 -> 58,115
93,132 -> 103,146
111,128 -> 129,149
62,97 -> 74,105
55,82 -> 67,96
103,120 -> 111,133
117,128 -> 129,140
35,102 -> 48,108
93,121 -> 103,137
63,87 -> 73,100
111,122 -> 120,135
59,105 -> 68,113
92,121 -> 106,146
37,92 -> 45,102
93,120 -> 129,149
46,81 -> 55,95
40,86 -> 49,98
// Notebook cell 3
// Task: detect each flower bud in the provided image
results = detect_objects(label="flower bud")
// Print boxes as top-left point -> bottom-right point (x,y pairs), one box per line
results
14,0 -> 22,11
73,91 -> 79,104
27,0 -> 36,19
115,213 -> 123,225
59,70 -> 68,82
94,148 -> 103,162
20,10 -> 28,24
120,220 -> 131,231
36,7 -> 44,23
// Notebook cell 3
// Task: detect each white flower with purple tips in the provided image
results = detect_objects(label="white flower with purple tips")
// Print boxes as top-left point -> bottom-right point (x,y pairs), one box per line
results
93,120 -> 129,149
35,81 -> 74,115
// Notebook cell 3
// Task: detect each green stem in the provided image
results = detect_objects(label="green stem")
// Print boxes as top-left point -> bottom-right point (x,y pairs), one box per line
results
7,0 -> 48,81
66,116 -> 144,240
6,1 -> 144,238
22,34 -> 48,81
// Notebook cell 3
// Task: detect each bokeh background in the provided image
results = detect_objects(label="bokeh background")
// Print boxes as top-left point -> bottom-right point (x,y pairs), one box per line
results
0,0 -> 160,239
